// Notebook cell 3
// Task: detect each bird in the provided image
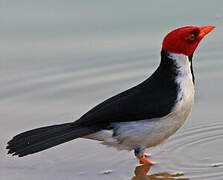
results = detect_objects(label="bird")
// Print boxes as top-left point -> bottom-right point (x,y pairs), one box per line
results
7,26 -> 215,165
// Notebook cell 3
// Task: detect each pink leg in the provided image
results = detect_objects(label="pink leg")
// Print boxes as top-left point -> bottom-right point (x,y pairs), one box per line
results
137,153 -> 154,165
134,146 -> 154,166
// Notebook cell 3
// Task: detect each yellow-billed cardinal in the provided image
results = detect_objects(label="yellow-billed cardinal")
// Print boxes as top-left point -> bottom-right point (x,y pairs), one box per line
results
7,26 -> 215,165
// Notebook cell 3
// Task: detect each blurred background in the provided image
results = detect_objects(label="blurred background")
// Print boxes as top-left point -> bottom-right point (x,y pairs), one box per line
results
0,0 -> 223,179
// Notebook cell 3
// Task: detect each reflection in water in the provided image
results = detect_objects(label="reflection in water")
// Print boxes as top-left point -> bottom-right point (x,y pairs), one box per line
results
131,165 -> 189,180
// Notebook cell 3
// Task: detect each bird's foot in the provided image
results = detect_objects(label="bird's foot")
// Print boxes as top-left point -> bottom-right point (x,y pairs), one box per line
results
138,153 -> 154,166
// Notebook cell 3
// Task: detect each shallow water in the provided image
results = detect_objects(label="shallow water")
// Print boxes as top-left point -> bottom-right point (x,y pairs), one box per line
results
1,1 -> 223,180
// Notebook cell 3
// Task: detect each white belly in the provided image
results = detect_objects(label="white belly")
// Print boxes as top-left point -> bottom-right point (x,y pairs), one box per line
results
102,94 -> 193,151
84,87 -> 194,151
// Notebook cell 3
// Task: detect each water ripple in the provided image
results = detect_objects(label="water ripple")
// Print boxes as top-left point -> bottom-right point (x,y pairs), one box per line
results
159,122 -> 223,180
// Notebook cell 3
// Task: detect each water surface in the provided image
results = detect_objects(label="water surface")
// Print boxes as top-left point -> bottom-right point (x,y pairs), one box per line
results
1,1 -> 223,179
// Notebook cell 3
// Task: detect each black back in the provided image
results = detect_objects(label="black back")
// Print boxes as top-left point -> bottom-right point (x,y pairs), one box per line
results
73,50 -> 183,130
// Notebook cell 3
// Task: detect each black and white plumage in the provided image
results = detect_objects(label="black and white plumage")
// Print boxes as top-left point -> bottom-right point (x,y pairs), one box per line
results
83,51 -> 194,150
6,26 -> 215,165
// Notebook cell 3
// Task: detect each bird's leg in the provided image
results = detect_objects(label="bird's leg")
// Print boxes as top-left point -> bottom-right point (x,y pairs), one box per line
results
134,145 -> 153,166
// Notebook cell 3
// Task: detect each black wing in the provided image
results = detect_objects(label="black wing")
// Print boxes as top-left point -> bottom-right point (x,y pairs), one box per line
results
74,52 -> 179,129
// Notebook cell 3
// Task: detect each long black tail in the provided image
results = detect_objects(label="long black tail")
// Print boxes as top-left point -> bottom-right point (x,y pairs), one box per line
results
7,123 -> 95,157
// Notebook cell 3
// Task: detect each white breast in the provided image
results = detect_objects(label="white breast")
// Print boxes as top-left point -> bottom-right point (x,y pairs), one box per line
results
84,53 -> 195,151
169,53 -> 194,119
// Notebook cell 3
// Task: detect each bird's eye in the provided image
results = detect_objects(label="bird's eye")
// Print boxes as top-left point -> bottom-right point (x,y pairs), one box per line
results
189,33 -> 196,41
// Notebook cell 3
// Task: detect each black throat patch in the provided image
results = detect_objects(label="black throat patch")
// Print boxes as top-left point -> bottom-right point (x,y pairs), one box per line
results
188,54 -> 195,83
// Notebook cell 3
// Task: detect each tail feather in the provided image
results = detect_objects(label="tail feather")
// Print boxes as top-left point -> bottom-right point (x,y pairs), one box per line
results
10,123 -> 72,141
7,122 -> 95,157
7,123 -> 73,153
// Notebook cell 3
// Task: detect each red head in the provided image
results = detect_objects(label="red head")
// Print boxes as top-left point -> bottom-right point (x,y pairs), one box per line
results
162,26 -> 215,56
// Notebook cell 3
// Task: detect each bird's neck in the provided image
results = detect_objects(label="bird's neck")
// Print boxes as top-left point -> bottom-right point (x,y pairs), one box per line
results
158,51 -> 195,118
159,50 -> 194,84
